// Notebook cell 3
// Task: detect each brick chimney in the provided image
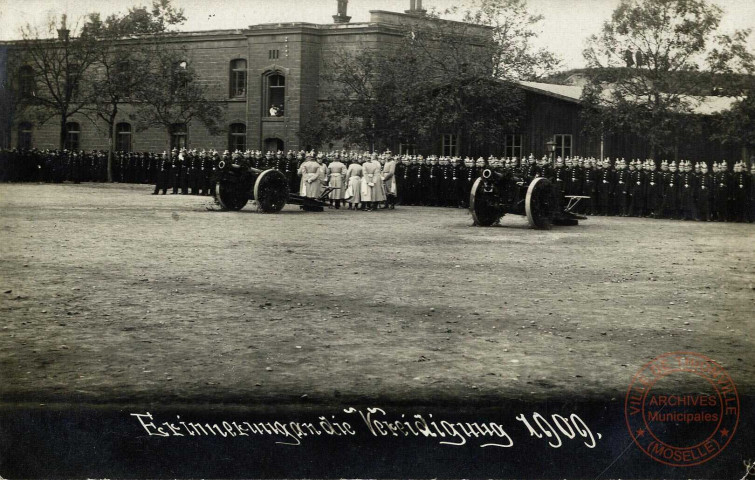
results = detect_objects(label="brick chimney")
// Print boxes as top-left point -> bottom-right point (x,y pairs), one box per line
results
333,0 -> 351,23
57,14 -> 70,41
405,0 -> 426,16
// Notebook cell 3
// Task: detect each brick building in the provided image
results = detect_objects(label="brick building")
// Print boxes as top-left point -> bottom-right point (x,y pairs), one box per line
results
1,0 -> 744,162
1,0 -> 494,155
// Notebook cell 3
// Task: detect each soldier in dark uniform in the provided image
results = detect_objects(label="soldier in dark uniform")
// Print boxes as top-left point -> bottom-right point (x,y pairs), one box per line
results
403,156 -> 418,205
428,156 -> 442,206
597,158 -> 615,216
437,156 -> 450,207
395,155 -> 407,205
551,156 -> 567,205
695,162 -> 712,221
580,158 -> 596,215
659,160 -> 677,219
644,160 -> 661,218
179,149 -> 190,194
732,161 -> 750,222
418,156 -> 430,206
186,149 -> 198,194
450,156 -> 464,208
153,151 -> 169,194
749,163 -> 755,223
169,148 -> 180,194
614,158 -> 629,216
712,161 -> 729,221
627,160 -> 642,217
463,157 -> 479,206
283,150 -> 295,193
519,154 -> 535,181
202,150 -> 213,196
566,156 -> 583,200
679,160 -> 697,220
70,151 -> 81,183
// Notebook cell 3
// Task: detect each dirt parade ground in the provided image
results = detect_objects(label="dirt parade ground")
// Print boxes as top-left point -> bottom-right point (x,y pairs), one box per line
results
0,182 -> 753,406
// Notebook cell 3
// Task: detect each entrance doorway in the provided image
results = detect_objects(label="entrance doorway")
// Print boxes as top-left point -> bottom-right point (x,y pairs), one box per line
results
264,137 -> 284,153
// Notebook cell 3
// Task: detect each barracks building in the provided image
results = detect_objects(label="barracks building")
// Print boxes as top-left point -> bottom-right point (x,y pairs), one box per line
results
0,0 -> 743,162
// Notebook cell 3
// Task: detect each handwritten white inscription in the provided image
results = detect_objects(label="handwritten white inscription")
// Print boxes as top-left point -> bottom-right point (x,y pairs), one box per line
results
131,408 -> 601,449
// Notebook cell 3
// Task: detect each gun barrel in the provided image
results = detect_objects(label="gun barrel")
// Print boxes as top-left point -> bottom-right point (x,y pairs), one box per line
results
482,168 -> 503,180
217,160 -> 263,175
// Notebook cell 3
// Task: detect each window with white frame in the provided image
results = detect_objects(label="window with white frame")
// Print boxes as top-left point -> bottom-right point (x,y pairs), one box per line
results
18,66 -> 35,98
228,123 -> 246,152
229,59 -> 247,97
504,134 -> 523,159
116,122 -> 132,152
170,123 -> 187,150
554,134 -> 572,158
18,122 -> 33,149
264,73 -> 285,117
64,122 -> 80,151
399,140 -> 416,155
442,134 -> 458,156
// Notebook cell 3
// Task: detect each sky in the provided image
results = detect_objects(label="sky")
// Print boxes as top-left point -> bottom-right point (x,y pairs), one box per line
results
1,0 -> 754,70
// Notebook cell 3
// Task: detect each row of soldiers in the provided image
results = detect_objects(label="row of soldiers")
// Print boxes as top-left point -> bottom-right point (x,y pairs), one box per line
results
0,149 -> 178,185
494,155 -> 754,222
2,148 -> 754,222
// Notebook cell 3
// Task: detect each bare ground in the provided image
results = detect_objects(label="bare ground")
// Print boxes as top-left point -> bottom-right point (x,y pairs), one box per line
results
0,183 -> 753,406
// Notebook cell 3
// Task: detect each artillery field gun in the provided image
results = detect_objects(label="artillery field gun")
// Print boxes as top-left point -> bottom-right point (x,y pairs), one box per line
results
213,158 -> 331,212
470,167 -> 587,229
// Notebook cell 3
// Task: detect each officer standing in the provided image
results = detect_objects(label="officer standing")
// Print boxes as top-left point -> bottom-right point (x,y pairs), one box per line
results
679,160 -> 697,220
153,151 -> 169,194
614,159 -> 629,216
327,153 -> 347,209
382,153 -> 398,209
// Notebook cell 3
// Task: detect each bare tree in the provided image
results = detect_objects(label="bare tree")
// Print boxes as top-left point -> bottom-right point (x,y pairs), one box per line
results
315,0 -> 554,154
16,14 -> 99,149
131,45 -> 225,152
85,0 -> 186,180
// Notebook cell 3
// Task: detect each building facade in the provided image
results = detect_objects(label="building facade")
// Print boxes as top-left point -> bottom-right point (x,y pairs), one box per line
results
2,3 -> 492,155
0,1 -> 743,162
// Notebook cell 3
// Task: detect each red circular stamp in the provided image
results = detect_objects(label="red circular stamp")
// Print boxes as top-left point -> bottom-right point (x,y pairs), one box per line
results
624,351 -> 739,467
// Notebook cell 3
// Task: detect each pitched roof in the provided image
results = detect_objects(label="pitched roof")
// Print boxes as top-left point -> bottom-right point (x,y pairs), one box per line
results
514,80 -> 740,115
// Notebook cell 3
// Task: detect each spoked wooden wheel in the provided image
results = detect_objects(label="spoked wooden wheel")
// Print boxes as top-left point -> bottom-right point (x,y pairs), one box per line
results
525,177 -> 557,229
470,177 -> 504,226
215,180 -> 249,211
254,169 -> 289,213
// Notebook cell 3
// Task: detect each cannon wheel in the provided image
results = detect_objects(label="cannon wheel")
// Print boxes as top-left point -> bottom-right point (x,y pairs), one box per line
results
525,177 -> 556,229
470,177 -> 504,226
215,179 -> 249,211
254,169 -> 289,213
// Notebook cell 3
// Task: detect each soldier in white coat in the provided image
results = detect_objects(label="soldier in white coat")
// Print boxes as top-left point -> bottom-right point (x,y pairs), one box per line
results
327,153 -> 347,209
361,153 -> 386,211
344,155 -> 364,209
298,153 -> 322,198
382,153 -> 397,209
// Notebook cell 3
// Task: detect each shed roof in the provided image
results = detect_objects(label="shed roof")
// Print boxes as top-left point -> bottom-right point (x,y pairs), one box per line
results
514,80 -> 739,115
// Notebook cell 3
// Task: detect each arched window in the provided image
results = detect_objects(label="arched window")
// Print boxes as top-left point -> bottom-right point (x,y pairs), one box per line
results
17,122 -> 33,149
170,123 -> 187,150
229,59 -> 247,97
264,73 -> 285,117
116,122 -> 132,152
228,123 -> 246,152
18,66 -> 35,97
64,122 -> 81,151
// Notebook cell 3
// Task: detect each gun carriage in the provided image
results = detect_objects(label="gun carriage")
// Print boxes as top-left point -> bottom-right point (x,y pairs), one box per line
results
469,168 -> 587,229
213,158 -> 332,212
